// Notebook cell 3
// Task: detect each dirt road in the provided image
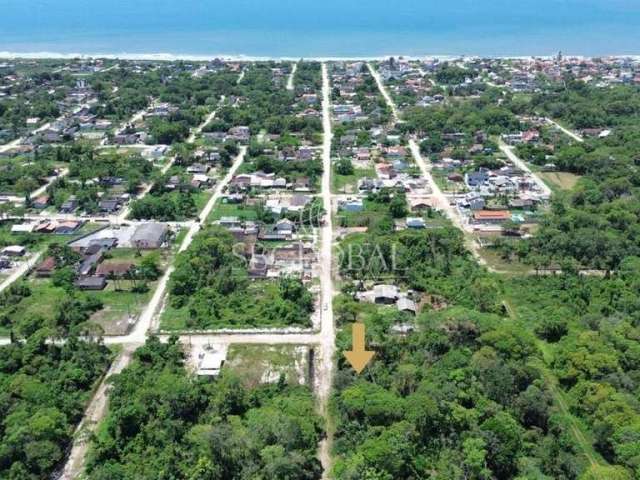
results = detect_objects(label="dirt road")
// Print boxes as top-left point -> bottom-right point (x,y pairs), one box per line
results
57,347 -> 134,480
546,117 -> 584,143
317,62 -> 336,480
287,62 -> 298,91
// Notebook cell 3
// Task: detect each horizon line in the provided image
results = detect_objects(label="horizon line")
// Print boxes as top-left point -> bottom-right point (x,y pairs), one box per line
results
2,51 -> 640,62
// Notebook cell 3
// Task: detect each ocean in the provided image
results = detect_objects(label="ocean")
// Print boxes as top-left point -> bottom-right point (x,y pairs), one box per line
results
1,0 -> 639,58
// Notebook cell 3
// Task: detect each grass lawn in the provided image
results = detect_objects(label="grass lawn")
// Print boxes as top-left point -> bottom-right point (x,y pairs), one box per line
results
193,190 -> 212,212
432,170 -> 468,194
0,276 -> 158,336
0,221 -> 103,253
89,280 -> 157,335
0,244 -> 167,335
5,280 -> 63,325
335,198 -> 390,228
478,246 -> 532,275
538,171 -> 581,191
226,344 -> 311,387
172,228 -> 188,251
207,200 -> 258,223
332,167 -> 375,194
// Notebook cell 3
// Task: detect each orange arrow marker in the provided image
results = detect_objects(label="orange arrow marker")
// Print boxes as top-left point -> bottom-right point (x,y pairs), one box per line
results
344,322 -> 375,374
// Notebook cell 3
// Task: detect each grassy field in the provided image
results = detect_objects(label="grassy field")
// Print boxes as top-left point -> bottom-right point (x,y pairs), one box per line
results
89,280 -> 157,335
207,200 -> 258,223
332,166 -> 375,193
0,247 -> 167,335
334,198 -> 390,228
477,246 -> 533,275
226,344 -> 311,387
432,170 -> 468,194
538,171 -> 581,191
0,221 -> 104,252
193,190 -> 212,212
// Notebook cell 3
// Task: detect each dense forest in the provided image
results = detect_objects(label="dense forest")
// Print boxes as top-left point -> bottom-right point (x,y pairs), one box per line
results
333,212 -> 640,478
0,336 -> 111,479
86,337 -> 323,479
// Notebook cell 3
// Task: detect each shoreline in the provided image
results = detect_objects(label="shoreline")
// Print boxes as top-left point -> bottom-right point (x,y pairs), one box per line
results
1,51 -> 640,62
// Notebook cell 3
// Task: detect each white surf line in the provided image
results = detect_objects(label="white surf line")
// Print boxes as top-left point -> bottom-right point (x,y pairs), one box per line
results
499,141 -> 552,199
317,62 -> 336,480
545,117 -> 584,143
286,61 -> 298,91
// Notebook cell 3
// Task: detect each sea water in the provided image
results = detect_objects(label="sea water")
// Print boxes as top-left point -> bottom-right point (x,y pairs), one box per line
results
1,0 -> 639,58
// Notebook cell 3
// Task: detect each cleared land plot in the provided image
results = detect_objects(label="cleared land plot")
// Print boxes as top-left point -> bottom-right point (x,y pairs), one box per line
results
226,344 -> 311,387
332,167 -> 375,193
538,171 -> 581,191
206,199 -> 259,223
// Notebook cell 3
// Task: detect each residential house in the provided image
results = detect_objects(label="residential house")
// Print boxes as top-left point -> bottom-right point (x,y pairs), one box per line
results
373,284 -> 400,304
55,221 -> 81,234
59,196 -> 78,213
35,257 -> 56,277
472,210 -> 511,224
33,195 -> 49,209
406,217 -> 426,229
219,216 -> 242,229
2,245 -> 25,257
131,223 -> 168,249
275,218 -> 295,236
78,246 -> 103,276
338,198 -> 364,212
74,276 -> 107,290
96,261 -> 135,277
99,198 -> 121,214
